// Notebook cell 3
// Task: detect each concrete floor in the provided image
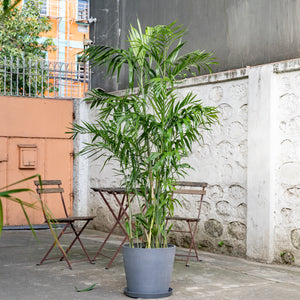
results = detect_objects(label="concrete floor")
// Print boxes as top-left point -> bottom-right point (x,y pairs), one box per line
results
1,229 -> 300,300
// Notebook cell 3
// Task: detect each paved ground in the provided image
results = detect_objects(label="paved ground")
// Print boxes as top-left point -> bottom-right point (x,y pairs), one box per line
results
1,229 -> 300,299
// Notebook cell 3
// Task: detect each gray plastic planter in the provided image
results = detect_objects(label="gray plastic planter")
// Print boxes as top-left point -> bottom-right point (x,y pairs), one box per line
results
122,244 -> 176,299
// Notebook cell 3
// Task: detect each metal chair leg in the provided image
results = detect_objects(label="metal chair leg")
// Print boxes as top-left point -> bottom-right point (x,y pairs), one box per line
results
59,221 -> 93,264
37,223 -> 72,269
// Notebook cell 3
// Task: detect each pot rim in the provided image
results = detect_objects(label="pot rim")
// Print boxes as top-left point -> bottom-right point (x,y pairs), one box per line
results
122,243 -> 176,249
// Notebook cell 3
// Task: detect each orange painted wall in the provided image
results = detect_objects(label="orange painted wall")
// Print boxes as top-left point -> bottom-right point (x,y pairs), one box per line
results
39,0 -> 89,63
0,97 -> 73,138
0,96 -> 73,226
18,1 -> 89,62
43,18 -> 59,39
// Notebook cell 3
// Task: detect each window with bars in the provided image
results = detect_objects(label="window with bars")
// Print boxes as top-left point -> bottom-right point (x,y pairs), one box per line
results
77,0 -> 89,21
40,0 -> 47,16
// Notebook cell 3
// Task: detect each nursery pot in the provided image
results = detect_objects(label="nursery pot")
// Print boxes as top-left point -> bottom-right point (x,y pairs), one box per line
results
122,243 -> 176,299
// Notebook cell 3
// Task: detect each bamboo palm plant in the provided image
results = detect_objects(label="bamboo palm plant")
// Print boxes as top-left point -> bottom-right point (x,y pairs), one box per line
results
71,20 -> 219,248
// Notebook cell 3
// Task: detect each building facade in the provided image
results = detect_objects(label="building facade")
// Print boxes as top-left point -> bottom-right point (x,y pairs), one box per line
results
29,0 -> 90,64
3,0 -> 93,99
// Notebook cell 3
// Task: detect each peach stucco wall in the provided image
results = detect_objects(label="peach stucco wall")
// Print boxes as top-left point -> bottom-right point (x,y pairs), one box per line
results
0,96 -> 73,226
0,96 -> 73,138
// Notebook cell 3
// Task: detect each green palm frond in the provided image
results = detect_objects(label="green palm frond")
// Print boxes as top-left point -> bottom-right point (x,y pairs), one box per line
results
71,20 -> 219,248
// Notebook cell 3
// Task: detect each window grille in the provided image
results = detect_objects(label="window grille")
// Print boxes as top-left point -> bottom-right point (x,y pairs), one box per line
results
77,0 -> 89,21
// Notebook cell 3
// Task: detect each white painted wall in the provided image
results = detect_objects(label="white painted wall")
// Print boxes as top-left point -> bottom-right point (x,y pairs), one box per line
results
74,59 -> 300,265
174,70 -> 248,257
273,63 -> 300,265
247,65 -> 277,262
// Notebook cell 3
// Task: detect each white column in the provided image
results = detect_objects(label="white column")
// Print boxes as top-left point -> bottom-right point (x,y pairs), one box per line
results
73,98 -> 90,217
247,64 -> 278,262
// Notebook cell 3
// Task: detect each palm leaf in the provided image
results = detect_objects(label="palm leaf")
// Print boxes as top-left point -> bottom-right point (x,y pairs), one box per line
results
71,20 -> 219,248
0,174 -> 42,236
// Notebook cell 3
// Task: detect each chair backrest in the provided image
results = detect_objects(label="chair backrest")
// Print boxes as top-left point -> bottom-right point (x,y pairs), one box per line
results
34,180 -> 69,218
173,181 -> 207,219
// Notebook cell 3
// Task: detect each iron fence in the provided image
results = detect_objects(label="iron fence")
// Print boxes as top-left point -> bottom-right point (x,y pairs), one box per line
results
0,56 -> 90,99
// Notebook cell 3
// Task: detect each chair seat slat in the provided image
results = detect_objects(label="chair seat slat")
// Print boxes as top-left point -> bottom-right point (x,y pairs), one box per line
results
50,216 -> 96,222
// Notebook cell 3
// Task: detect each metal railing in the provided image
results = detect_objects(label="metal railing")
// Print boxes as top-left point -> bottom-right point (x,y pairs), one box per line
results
0,57 -> 90,99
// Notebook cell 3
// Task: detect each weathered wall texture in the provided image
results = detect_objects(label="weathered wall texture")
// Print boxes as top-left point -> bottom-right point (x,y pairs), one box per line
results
74,59 -> 300,265
171,76 -> 248,255
274,69 -> 300,265
169,74 -> 248,257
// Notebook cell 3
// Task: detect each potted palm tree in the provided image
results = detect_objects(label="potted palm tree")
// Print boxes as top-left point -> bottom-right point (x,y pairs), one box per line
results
71,20 -> 219,298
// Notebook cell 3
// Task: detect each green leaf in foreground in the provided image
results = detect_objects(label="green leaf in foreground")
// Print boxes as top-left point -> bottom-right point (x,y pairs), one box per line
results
75,283 -> 97,292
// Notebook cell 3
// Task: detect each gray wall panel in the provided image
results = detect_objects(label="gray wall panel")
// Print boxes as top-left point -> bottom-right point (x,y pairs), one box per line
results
90,0 -> 300,91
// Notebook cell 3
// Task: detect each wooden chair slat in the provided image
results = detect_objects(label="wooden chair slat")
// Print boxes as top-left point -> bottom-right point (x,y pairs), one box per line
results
34,180 -> 62,186
37,188 -> 64,194
176,181 -> 207,187
167,216 -> 199,221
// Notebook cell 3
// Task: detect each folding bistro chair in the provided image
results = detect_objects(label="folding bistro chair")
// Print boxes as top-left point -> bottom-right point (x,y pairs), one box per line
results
34,180 -> 95,269
166,181 -> 207,267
